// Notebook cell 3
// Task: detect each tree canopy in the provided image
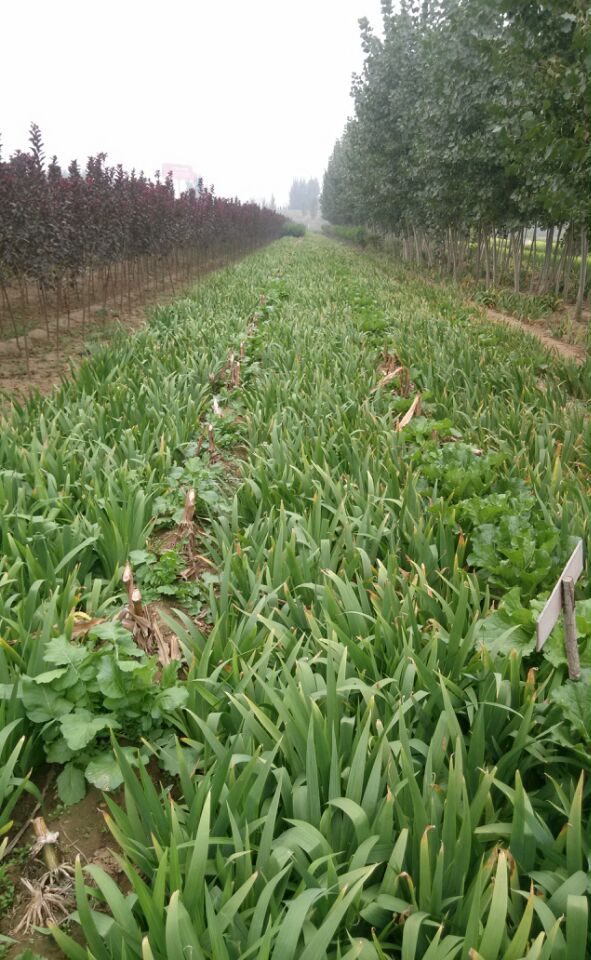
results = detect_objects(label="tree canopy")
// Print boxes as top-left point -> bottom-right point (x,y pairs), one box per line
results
322,0 -> 589,314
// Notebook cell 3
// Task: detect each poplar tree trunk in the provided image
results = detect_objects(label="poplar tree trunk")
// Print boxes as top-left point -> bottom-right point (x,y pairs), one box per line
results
513,228 -> 523,293
527,225 -> 537,291
492,229 -> 497,286
538,226 -> 555,293
562,226 -> 576,302
475,227 -> 482,281
575,226 -> 588,322
548,225 -> 563,289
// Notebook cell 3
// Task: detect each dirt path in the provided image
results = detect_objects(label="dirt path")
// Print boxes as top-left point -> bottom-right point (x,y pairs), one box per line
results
356,241 -> 588,366
483,307 -> 586,365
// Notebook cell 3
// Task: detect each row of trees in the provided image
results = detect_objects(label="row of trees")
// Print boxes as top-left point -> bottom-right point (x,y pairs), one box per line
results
0,125 -> 285,361
322,0 -> 589,317
289,178 -> 320,218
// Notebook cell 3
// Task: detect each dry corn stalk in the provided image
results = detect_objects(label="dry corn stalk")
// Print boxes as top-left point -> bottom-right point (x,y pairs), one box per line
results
179,487 -> 198,561
71,614 -> 107,638
374,351 -> 412,396
371,365 -> 404,393
122,560 -> 135,603
118,567 -> 178,665
13,878 -> 73,934
31,817 -> 61,871
72,561 -> 182,668
178,487 -> 214,582
13,817 -> 74,935
378,350 -> 401,374
396,394 -> 421,431
131,587 -> 145,620
127,587 -> 174,664
208,361 -> 230,386
182,487 -> 196,527
400,367 -> 411,397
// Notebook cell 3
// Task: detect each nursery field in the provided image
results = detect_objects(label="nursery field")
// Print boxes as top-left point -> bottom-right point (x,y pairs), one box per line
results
1,234 -> 590,958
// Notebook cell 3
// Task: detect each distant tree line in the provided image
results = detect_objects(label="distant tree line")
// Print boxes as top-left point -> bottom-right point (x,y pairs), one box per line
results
322,0 -> 589,317
289,178 -> 320,218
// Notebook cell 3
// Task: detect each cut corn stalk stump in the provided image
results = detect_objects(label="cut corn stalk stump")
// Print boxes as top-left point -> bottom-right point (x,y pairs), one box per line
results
13,817 -> 74,935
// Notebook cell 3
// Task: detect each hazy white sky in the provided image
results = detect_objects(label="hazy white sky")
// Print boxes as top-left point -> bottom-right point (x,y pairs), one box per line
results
1,0 -> 383,206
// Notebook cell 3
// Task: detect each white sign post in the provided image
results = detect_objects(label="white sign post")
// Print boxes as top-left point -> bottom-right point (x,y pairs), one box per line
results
535,539 -> 584,681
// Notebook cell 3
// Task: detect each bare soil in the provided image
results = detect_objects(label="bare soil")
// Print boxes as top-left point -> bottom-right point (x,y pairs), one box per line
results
0,307 -> 147,404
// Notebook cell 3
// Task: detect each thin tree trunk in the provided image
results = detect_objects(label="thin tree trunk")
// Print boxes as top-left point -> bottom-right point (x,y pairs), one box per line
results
527,225 -> 537,291
563,226 -> 576,302
1,280 -> 21,348
513,227 -> 524,293
538,226 -> 555,293
450,227 -> 457,281
500,233 -> 512,283
18,278 -> 30,374
553,227 -> 571,296
412,223 -> 421,265
492,229 -> 497,286
575,225 -> 588,322
549,224 -> 564,288
475,226 -> 482,281
55,275 -> 62,351
39,281 -> 50,336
